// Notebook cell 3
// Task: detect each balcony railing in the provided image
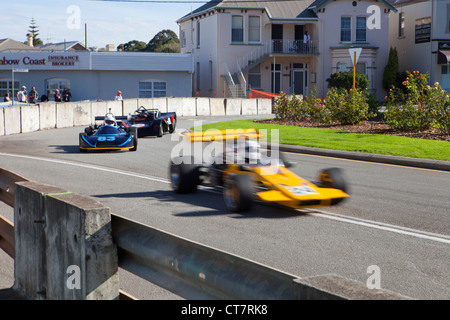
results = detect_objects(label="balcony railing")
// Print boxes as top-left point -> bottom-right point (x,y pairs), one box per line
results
271,39 -> 318,54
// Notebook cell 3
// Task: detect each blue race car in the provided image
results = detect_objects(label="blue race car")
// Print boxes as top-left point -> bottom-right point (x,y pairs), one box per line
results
79,112 -> 138,152
117,106 -> 176,138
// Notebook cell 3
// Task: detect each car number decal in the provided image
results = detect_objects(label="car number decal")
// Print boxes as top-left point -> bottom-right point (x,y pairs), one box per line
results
285,186 -> 319,196
97,136 -> 116,141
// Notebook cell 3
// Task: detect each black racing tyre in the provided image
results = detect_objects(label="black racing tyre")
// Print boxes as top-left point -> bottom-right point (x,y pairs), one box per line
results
169,117 -> 176,133
317,168 -> 348,205
169,156 -> 200,193
129,127 -> 138,151
317,168 -> 348,192
223,174 -> 254,213
157,122 -> 164,137
79,133 -> 87,153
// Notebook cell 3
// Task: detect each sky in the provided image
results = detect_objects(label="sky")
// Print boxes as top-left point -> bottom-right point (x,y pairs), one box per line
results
0,0 -> 201,49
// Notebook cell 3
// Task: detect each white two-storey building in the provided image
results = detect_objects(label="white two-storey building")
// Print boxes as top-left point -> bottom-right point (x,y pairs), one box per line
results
178,0 -> 397,100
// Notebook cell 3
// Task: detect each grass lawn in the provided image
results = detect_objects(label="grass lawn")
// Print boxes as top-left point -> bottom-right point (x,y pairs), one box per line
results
192,120 -> 450,161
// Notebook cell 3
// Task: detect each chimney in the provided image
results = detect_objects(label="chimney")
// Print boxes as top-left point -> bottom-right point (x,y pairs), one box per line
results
26,33 -> 34,47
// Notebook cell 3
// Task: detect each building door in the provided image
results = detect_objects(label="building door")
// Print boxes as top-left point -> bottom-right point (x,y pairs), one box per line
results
271,63 -> 281,93
294,25 -> 304,52
293,70 -> 304,95
272,24 -> 283,53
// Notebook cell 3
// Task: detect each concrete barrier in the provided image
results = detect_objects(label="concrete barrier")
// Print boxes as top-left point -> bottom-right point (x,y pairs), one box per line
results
20,105 -> 40,133
0,97 -> 273,136
196,98 -> 210,116
56,103 -> 74,128
73,101 -> 92,127
39,103 -> 56,130
242,99 -> 258,115
4,106 -> 21,135
13,181 -> 119,300
225,98 -> 242,115
0,108 -> 4,136
210,98 -> 226,116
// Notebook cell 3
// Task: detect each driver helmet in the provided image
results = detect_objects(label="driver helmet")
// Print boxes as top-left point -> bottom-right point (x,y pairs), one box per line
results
244,139 -> 261,163
104,114 -> 115,125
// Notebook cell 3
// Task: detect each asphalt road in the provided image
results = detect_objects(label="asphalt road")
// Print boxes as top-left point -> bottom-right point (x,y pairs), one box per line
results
0,115 -> 449,300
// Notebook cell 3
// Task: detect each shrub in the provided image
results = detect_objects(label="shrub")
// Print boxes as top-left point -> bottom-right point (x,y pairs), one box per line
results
302,87 -> 331,123
382,47 -> 399,91
326,71 -> 369,91
385,71 -> 448,132
325,87 -> 373,125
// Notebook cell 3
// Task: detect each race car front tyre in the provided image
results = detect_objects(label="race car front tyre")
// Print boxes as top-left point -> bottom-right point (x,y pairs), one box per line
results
223,174 -> 253,213
79,133 -> 87,153
316,167 -> 348,205
169,156 -> 200,193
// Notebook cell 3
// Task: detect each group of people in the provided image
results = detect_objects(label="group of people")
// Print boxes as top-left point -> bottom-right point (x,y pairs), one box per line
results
4,87 -> 124,104
3,86 -> 72,104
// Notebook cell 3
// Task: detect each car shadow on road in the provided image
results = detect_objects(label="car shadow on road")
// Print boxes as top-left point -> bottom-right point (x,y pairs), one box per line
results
49,144 -> 81,153
92,189 -> 309,220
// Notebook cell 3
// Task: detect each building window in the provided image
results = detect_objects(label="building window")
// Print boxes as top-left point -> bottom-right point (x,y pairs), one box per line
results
209,60 -> 213,91
139,80 -> 167,98
248,65 -> 261,89
248,16 -> 260,43
196,62 -> 201,91
46,78 -> 70,100
181,30 -> 186,48
356,62 -> 366,75
399,12 -> 405,37
0,79 -> 19,101
356,17 -> 367,42
442,65 -> 450,89
341,17 -> 351,42
232,15 -> 244,43
337,62 -> 347,73
447,5 -> 450,32
196,21 -> 200,47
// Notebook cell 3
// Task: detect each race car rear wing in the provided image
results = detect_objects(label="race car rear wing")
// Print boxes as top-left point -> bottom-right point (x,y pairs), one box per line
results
184,128 -> 261,143
94,115 -> 128,121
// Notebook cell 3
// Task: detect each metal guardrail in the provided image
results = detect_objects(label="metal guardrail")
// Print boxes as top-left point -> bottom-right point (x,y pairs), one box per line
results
0,168 -> 29,258
1,168 -> 411,300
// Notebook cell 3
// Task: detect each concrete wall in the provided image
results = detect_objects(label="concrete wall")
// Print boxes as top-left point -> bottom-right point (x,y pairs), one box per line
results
13,181 -> 119,300
0,97 -> 273,136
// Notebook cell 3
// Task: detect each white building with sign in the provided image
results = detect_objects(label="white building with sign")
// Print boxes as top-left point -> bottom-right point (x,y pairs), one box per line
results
0,50 -> 194,102
388,0 -> 450,90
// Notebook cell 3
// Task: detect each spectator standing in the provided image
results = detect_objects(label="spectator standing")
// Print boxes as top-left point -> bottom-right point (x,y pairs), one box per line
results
303,31 -> 311,52
28,86 -> 39,104
63,88 -> 72,102
16,86 -> 28,103
54,89 -> 61,102
115,90 -> 123,101
4,93 -> 11,102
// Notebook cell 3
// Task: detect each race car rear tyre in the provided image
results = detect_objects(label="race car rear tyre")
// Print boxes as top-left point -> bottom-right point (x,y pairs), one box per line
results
169,117 -> 176,134
169,156 -> 200,193
223,174 -> 253,213
130,127 -> 138,152
317,168 -> 348,204
157,123 -> 164,137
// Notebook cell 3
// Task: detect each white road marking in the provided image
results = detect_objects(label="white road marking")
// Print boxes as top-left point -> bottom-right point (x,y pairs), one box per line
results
1,152 -> 449,245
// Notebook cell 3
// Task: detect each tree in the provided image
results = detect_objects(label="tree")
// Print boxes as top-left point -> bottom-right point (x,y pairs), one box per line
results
28,18 -> 43,46
382,47 -> 399,91
326,71 -> 369,91
117,40 -> 147,52
143,29 -> 180,53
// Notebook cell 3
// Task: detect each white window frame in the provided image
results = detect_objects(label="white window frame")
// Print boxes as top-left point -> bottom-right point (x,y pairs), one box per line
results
232,15 -> 244,43
139,80 -> 167,98
340,16 -> 352,42
399,12 -> 405,37
356,16 -> 367,42
0,78 -> 19,101
248,16 -> 261,43
46,78 -> 70,100
181,30 -> 186,48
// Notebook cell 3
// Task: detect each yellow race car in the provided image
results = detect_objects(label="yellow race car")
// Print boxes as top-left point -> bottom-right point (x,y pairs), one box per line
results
169,129 -> 349,212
